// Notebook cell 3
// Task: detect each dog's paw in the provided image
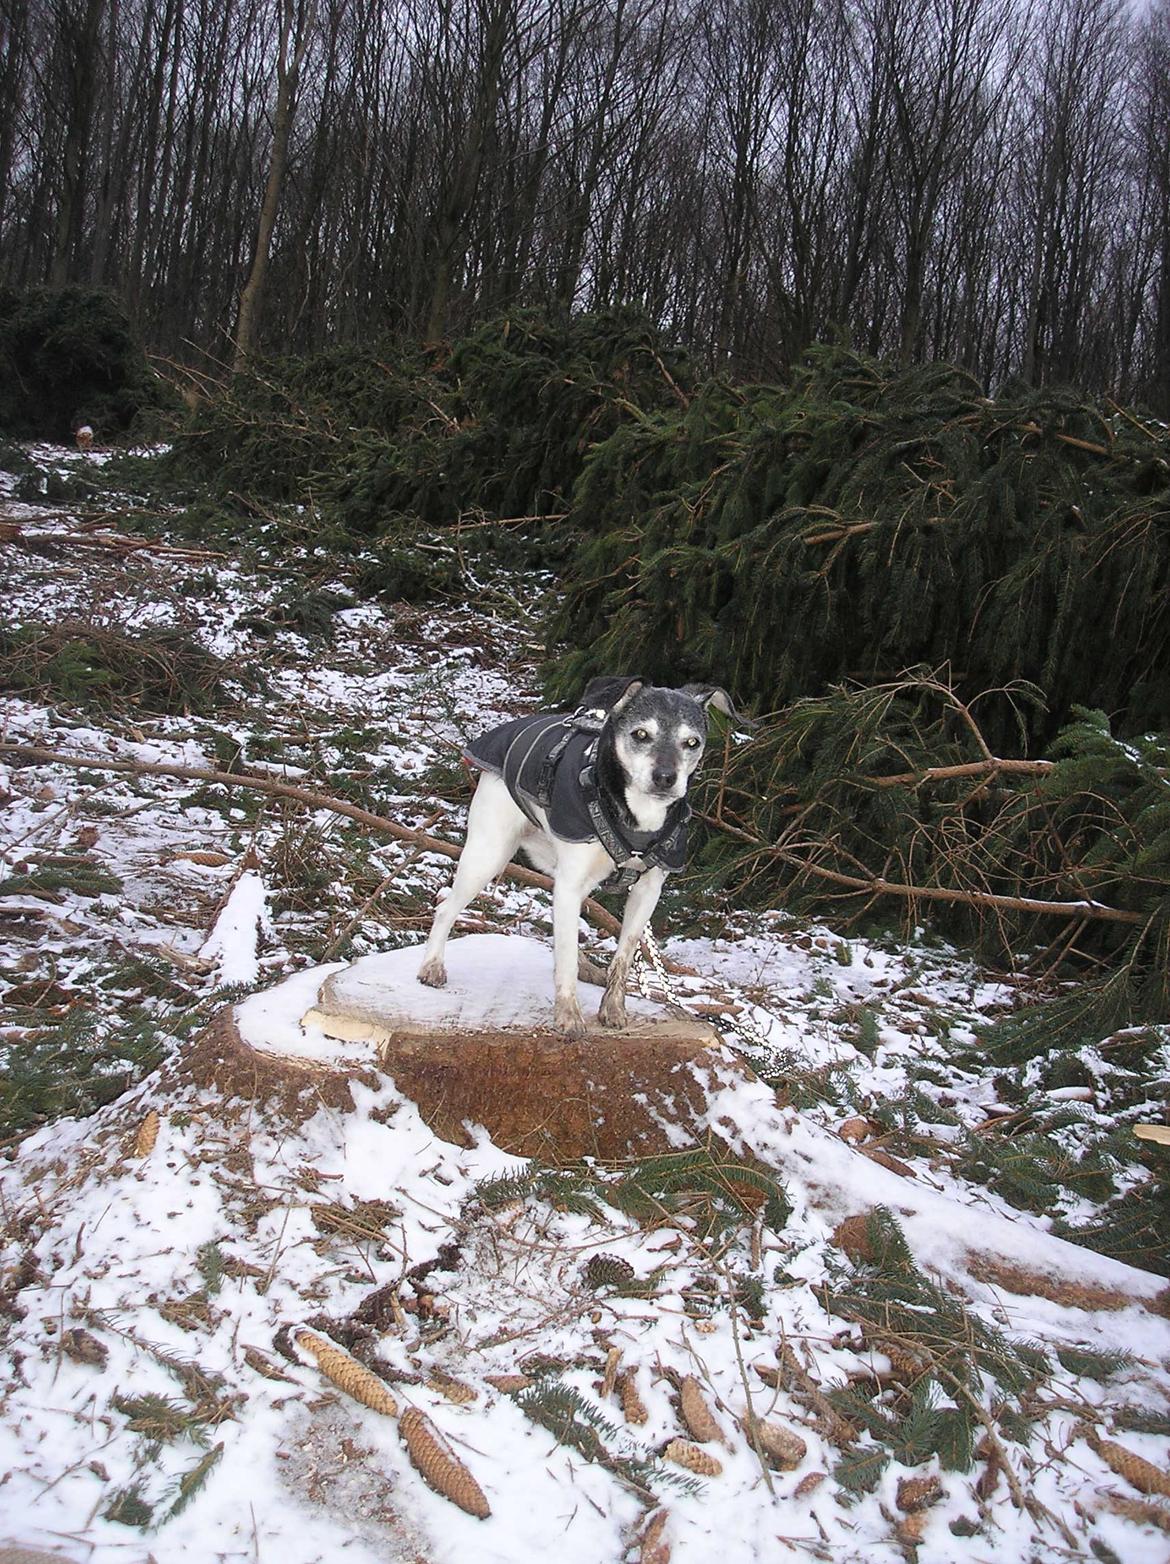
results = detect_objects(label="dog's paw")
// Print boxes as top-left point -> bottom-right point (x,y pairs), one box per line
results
553,995 -> 589,1039
598,992 -> 628,1029
417,957 -> 447,988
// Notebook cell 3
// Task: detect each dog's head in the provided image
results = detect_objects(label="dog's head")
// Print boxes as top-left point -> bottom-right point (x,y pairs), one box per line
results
582,676 -> 751,805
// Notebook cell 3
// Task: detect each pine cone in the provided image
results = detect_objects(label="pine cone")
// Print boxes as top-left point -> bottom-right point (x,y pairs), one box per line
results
399,1406 -> 491,1518
638,1507 -> 671,1563
1087,1429 -> 1170,1498
133,1109 -> 160,1159
1100,1493 -> 1170,1532
663,1438 -> 722,1476
294,1328 -> 398,1416
741,1412 -> 806,1470
426,1370 -> 477,1405
584,1254 -> 636,1290
679,1375 -> 724,1444
60,1327 -> 108,1368
896,1473 -> 943,1512
618,1368 -> 649,1426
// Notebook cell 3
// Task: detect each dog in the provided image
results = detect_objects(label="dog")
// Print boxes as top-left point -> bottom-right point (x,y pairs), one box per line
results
418,676 -> 748,1037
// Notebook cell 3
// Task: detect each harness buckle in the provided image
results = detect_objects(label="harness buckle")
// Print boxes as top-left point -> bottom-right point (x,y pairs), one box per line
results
563,705 -> 607,733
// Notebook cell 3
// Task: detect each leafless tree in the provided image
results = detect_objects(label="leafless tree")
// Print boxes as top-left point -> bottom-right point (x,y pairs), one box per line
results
233,0 -> 318,367
0,0 -> 1166,409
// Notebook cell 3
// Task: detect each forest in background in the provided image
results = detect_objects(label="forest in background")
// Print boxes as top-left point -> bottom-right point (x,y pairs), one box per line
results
2,0 -> 1170,407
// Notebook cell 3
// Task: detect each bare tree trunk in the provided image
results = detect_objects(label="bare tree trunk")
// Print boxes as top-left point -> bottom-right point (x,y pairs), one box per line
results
0,0 -> 31,239
49,0 -> 106,286
87,0 -> 119,284
425,0 -> 512,344
233,0 -> 316,371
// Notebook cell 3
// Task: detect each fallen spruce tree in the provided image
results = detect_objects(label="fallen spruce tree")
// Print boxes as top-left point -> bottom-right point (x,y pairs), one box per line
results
539,346 -> 1170,1038
546,346 -> 1170,754
0,284 -> 172,441
687,671 -> 1170,1021
162,307 -> 693,550
678,671 -> 1170,1274
157,329 -> 1170,1027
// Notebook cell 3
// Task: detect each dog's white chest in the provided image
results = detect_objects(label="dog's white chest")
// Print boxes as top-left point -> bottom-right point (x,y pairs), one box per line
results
553,833 -> 632,893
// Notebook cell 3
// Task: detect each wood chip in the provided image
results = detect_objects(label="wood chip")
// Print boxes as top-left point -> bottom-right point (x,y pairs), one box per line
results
895,1512 -> 928,1545
1135,1124 -> 1170,1146
858,1145 -> 916,1178
837,1116 -> 871,1143
601,1346 -> 622,1400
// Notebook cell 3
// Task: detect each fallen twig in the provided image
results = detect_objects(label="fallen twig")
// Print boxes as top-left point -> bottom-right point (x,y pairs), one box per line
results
0,518 -> 220,561
869,756 -> 1053,786
765,849 -> 1145,926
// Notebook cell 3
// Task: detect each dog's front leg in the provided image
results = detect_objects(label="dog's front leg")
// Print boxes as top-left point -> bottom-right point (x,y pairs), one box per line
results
599,866 -> 666,1029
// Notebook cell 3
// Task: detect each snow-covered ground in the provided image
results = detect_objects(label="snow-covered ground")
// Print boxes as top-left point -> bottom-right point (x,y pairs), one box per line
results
2,445 -> 1169,1563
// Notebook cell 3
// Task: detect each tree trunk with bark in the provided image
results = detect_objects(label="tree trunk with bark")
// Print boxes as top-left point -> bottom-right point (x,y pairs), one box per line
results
233,0 -> 316,371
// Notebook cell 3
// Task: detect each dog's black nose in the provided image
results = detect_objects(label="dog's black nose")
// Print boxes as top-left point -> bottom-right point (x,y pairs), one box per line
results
652,767 -> 677,791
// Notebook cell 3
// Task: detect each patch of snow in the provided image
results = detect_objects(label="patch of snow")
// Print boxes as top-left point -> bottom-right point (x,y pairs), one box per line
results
199,869 -> 272,987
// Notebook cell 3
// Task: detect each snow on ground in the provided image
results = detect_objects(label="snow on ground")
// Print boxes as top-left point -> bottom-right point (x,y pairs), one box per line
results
2,445 -> 1170,1562
199,868 -> 272,988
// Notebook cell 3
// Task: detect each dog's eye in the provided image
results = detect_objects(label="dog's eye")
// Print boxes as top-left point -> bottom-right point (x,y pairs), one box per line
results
684,736 -> 701,749
632,728 -> 651,742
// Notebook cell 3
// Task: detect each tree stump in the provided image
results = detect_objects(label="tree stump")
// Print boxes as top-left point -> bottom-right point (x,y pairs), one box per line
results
194,935 -> 756,1160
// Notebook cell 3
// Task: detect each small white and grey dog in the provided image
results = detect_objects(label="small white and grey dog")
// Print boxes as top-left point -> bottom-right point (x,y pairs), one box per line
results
418,675 -> 747,1037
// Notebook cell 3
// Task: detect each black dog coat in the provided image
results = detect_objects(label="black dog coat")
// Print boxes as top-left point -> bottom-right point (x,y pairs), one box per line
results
464,709 -> 689,887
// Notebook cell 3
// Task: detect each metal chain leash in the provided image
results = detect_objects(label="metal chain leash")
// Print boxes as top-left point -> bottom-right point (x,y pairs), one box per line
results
630,926 -> 784,1071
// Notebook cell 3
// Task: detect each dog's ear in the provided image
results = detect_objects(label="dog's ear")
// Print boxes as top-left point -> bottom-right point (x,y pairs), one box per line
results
680,684 -> 756,732
580,675 -> 646,713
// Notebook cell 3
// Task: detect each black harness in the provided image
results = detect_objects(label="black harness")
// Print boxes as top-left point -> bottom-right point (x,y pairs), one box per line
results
464,707 -> 690,893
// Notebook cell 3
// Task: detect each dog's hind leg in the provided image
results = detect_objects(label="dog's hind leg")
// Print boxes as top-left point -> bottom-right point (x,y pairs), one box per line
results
418,775 -> 525,988
598,866 -> 666,1029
